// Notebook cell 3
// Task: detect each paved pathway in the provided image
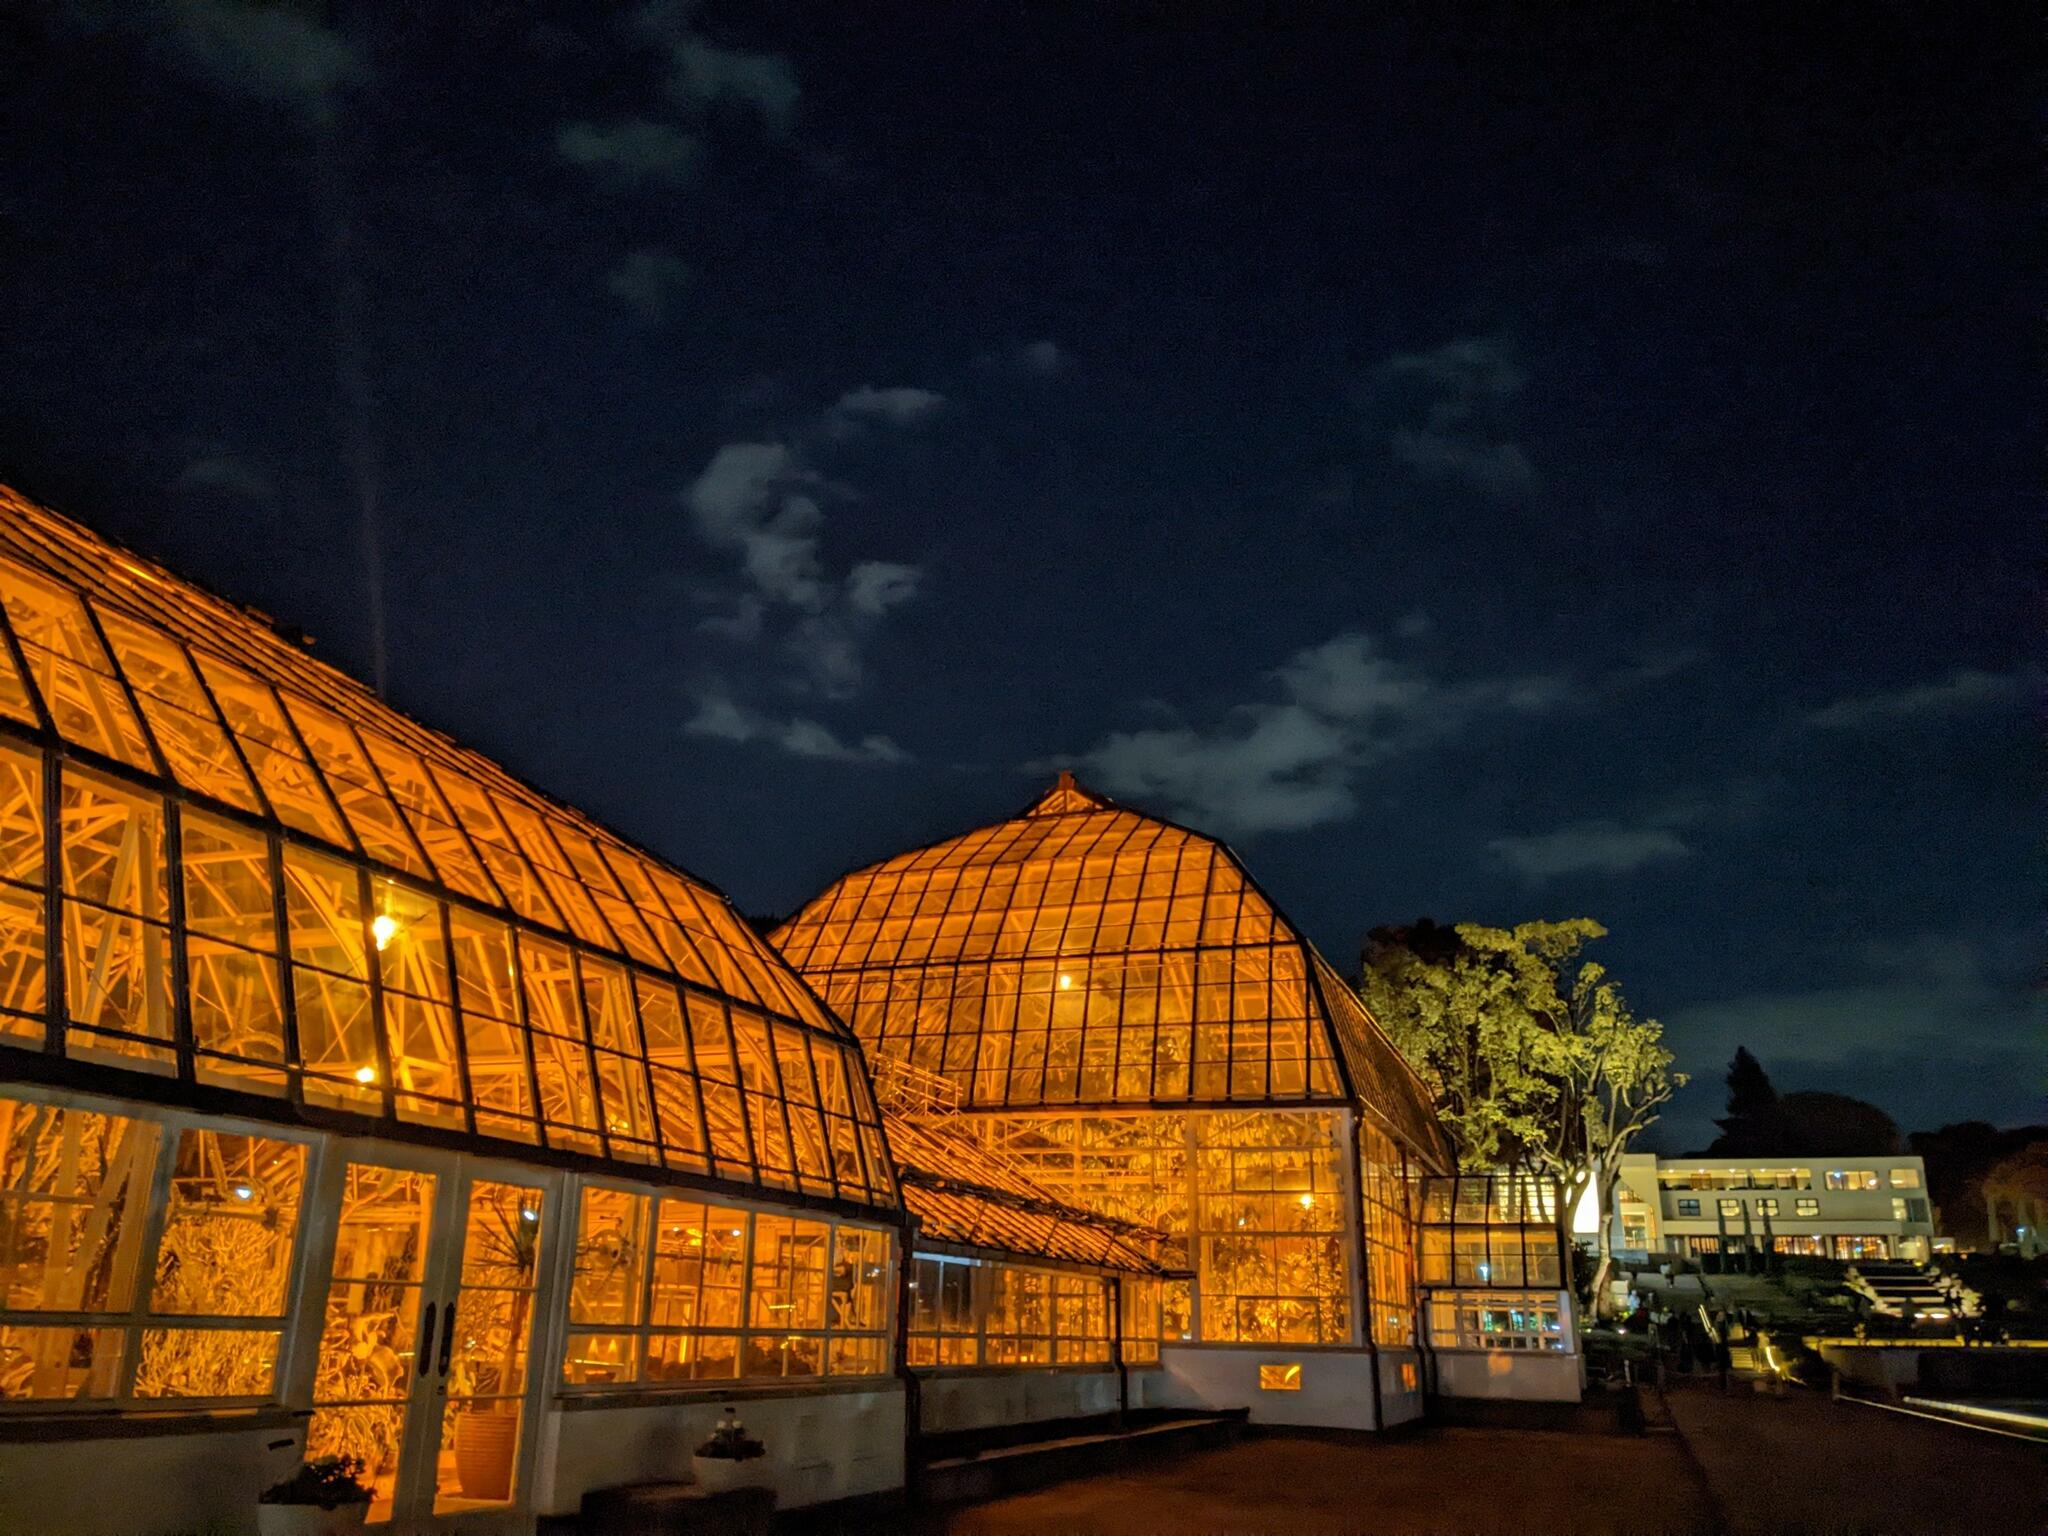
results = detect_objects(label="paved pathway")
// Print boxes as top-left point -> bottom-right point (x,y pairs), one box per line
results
941,1425 -> 1715,1535
1662,1383 -> 2048,1535
929,1389 -> 2047,1535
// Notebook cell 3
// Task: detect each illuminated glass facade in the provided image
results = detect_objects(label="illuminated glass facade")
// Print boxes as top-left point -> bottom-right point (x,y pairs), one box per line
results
0,486 -> 914,1532
0,488 -> 893,1208
776,777 -> 1449,1353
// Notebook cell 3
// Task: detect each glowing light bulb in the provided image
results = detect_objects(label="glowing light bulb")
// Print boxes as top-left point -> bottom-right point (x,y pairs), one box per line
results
519,1207 -> 539,1223
1057,973 -> 1073,990
371,913 -> 400,951
1299,1193 -> 1315,1209
354,1065 -> 377,1084
231,1183 -> 254,1202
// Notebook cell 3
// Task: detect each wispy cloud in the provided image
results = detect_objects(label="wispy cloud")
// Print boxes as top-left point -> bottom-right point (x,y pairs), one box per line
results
1019,340 -> 1065,376
604,247 -> 693,322
828,385 -> 947,431
683,384 -> 939,757
60,1 -> 361,123
685,697 -> 907,764
1370,335 -> 1535,497
557,120 -> 701,188
1054,632 -> 1573,837
1808,667 -> 2030,730
634,1 -> 799,135
1655,929 -> 2043,1149
171,454 -> 274,503
1489,820 -> 1693,881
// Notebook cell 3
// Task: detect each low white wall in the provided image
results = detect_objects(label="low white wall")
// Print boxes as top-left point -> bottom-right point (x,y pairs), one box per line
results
0,1418 -> 306,1536
1377,1348 -> 1426,1426
536,1383 -> 906,1514
1154,1345 -> 1379,1429
916,1368 -> 1121,1434
1432,1349 -> 1583,1402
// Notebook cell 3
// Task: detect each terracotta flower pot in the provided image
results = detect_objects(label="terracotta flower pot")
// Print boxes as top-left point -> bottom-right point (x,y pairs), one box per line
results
453,1409 -> 520,1501
256,1500 -> 369,1536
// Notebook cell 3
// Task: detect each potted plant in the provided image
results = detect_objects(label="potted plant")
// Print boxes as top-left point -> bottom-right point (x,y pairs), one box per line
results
258,1455 -> 373,1536
691,1407 -> 769,1493
452,1195 -> 542,1501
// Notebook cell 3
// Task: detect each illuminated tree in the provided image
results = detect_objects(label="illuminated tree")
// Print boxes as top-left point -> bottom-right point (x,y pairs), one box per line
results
1359,918 -> 1682,1270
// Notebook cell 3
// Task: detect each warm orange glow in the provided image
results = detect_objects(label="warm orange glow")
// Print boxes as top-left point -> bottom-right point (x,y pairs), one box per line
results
0,485 -> 898,1213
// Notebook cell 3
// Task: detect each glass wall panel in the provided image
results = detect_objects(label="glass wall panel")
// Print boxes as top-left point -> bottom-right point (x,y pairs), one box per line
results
182,809 -> 287,1093
1359,1120 -> 1418,1346
0,745 -> 47,1044
1194,1110 -> 1350,1345
60,768 -> 174,1070
0,498 -> 899,1218
285,845 -> 378,1111
0,1095 -> 313,1407
133,1129 -> 306,1398
1415,1173 -> 1565,1291
561,1187 -> 890,1389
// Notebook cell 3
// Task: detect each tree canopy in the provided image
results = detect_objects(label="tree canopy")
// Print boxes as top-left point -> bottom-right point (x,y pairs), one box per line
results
1705,1046 -> 1903,1157
1358,917 -> 1682,1253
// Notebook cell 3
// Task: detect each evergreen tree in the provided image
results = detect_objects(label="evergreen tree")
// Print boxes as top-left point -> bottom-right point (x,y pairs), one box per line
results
1710,1046 -> 1780,1154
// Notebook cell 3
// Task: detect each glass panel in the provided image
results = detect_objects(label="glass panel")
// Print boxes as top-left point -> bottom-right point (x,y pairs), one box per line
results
286,700 -> 432,878
1194,1110 -> 1351,1345
828,1225 -> 891,1360
433,1178 -> 544,1514
97,609 -> 259,810
309,1162 -> 438,1525
132,1327 -> 281,1398
193,655 -> 352,847
743,1215 -> 827,1377
148,1130 -> 306,1317
0,557 -> 153,770
0,1325 -> 124,1400
0,1097 -> 160,1316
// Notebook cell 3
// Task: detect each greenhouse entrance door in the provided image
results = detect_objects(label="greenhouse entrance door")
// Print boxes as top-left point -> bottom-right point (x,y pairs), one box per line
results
304,1145 -> 565,1534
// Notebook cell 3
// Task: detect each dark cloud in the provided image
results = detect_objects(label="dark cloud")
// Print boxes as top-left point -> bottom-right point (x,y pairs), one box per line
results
1056,632 -> 1573,837
1372,336 -> 1536,497
1489,820 -> 1692,880
603,247 -> 693,323
556,120 -> 701,188
1809,667 -> 2030,729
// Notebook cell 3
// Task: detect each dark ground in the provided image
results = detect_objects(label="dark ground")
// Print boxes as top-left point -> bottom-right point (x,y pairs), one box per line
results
918,1385 -> 2047,1536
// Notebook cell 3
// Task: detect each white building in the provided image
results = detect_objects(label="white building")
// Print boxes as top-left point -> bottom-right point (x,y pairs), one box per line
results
1589,1153 -> 1935,1263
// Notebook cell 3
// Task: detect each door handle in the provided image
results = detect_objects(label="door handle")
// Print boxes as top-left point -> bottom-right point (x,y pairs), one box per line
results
417,1302 -> 437,1383
438,1299 -> 456,1377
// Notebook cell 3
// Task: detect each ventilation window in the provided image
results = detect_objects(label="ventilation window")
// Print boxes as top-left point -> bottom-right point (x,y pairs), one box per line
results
1258,1363 -> 1302,1392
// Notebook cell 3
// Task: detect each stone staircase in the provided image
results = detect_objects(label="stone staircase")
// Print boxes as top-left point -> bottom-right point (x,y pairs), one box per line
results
1846,1262 -> 1952,1322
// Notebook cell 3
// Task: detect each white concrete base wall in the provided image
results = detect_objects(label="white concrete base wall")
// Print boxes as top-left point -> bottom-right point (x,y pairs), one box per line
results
0,1421 -> 306,1536
1154,1345 -> 1379,1429
916,1368 -> 1121,1434
535,1385 -> 906,1515
1433,1349 -> 1584,1402
1377,1348 -> 1426,1427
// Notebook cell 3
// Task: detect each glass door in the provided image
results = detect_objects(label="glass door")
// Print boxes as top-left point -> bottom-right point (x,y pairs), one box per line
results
301,1148 -> 562,1533
420,1170 -> 556,1528
306,1155 -> 444,1526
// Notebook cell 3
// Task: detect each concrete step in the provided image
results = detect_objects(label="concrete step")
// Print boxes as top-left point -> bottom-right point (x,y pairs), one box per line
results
917,1411 -> 1247,1505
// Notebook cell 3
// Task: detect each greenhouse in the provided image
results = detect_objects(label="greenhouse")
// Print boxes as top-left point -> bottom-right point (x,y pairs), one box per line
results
0,488 -> 906,1534
882,1105 -> 1173,1435
773,774 -> 1457,1429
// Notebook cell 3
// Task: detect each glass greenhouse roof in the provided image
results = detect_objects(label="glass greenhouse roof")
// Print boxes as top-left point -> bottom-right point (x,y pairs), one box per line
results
886,1113 -> 1164,1274
774,775 -> 1446,1161
0,486 -> 895,1210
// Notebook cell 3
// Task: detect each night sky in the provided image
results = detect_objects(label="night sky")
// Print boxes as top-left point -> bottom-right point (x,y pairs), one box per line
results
2,3 -> 2035,1150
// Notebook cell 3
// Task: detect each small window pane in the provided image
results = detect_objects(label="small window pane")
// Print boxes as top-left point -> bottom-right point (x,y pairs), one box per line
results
149,1130 -> 306,1317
